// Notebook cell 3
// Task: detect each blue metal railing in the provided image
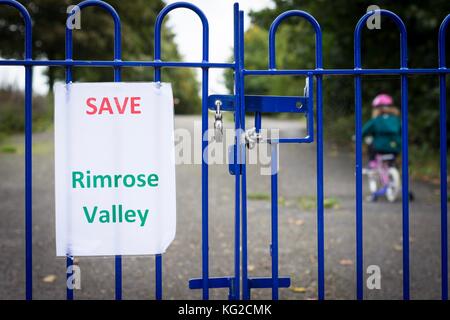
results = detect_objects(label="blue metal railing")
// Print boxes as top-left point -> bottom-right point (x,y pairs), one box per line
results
354,9 -> 410,300
0,0 -> 33,301
65,0 -> 122,300
0,0 -> 448,301
155,1 -> 212,300
438,14 -> 450,301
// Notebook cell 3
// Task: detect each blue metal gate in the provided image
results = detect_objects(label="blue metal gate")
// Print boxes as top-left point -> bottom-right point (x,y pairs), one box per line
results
0,0 -> 448,300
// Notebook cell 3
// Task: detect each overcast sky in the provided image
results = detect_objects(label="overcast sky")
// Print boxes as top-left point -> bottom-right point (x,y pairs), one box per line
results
0,0 -> 273,95
164,0 -> 273,93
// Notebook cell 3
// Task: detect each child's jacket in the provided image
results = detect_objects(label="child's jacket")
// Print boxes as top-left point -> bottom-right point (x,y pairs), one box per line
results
362,114 -> 401,154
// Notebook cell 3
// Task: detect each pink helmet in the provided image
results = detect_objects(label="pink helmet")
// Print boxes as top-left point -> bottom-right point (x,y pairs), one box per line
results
372,94 -> 393,108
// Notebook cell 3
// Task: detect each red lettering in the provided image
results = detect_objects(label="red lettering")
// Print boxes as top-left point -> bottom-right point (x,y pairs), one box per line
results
114,97 -> 129,114
130,97 -> 141,114
99,97 -> 113,115
85,96 -> 142,115
86,97 -> 97,115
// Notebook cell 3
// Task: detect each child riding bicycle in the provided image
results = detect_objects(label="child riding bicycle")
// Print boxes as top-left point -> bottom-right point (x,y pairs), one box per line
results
362,94 -> 402,202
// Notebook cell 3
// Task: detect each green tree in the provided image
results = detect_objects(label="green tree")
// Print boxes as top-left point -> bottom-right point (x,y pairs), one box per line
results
0,0 -> 200,113
226,0 -> 450,150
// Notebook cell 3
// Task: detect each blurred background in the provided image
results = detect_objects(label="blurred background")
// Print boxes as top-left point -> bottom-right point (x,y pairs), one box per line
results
0,0 -> 449,300
0,0 -> 449,179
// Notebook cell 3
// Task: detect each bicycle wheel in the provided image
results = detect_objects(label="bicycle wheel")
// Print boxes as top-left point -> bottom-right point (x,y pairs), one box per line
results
386,167 -> 401,202
362,168 -> 377,194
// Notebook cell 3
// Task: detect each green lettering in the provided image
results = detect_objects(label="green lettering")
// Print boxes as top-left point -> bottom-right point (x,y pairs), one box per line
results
125,209 -> 136,223
123,174 -> 136,187
148,174 -> 159,187
136,174 -> 146,187
114,174 -> 122,187
71,171 -> 160,189
86,170 -> 91,188
99,210 -> 110,223
93,174 -> 112,188
72,171 -> 85,188
137,209 -> 149,227
83,206 -> 97,223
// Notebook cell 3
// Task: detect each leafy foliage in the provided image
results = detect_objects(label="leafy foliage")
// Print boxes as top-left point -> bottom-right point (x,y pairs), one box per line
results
226,0 -> 450,150
0,85 -> 50,134
0,0 -> 200,113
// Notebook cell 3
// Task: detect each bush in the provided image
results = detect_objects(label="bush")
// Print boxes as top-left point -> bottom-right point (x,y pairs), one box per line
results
324,115 -> 355,147
0,85 -> 51,136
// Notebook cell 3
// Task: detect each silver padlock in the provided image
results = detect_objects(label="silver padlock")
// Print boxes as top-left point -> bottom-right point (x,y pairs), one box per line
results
214,100 -> 223,142
244,127 -> 262,149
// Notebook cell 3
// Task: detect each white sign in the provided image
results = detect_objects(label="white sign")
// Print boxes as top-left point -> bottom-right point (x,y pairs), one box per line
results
55,82 -> 176,256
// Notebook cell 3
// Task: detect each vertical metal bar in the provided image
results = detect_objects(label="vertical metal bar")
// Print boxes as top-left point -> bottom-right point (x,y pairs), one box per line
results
25,62 -> 33,301
232,3 -> 241,301
316,73 -> 325,300
155,2 -> 210,300
153,5 -> 169,300
270,143 -> 279,300
201,65 -> 210,300
313,18 -> 324,302
113,52 -> 122,299
268,10 -> 323,300
354,73 -> 363,300
22,4 -> 33,302
438,15 -> 449,301
0,0 -> 34,301
399,22 -> 410,302
66,257 -> 73,300
255,112 -> 261,133
354,10 -> 409,300
400,74 -> 410,300
155,254 -> 162,299
354,20 -> 364,298
238,9 -> 246,301
439,72 -> 448,301
240,159 -> 247,300
200,7 -> 210,299
114,256 -> 122,300
154,71 -> 163,301
113,8 -> 123,303
153,15 -> 163,301
354,26 -> 365,299
233,141 -> 241,301
66,1 -> 123,300
65,13 -> 74,301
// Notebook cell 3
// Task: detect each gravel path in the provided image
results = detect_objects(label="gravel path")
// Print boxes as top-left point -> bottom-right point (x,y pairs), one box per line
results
0,115 -> 445,300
